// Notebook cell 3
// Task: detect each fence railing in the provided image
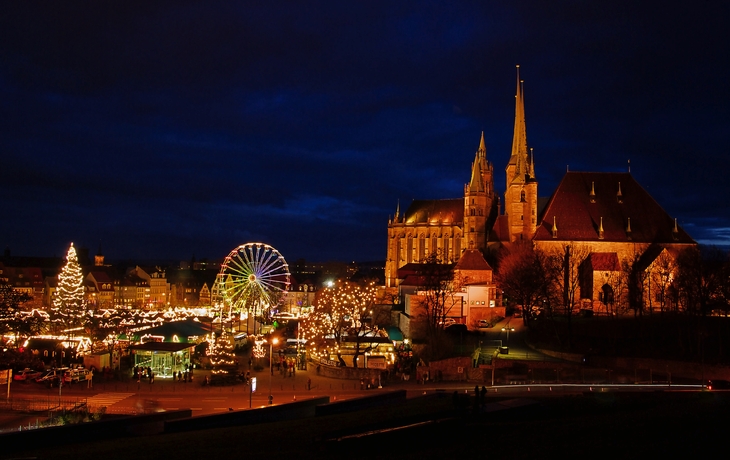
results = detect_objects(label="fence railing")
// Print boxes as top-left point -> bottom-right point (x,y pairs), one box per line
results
0,396 -> 88,413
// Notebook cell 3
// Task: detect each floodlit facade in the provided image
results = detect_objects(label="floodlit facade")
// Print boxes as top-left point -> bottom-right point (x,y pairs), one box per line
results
386,67 -> 696,313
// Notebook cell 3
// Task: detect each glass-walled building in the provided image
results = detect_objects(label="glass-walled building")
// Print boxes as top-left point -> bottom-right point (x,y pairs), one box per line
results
129,342 -> 194,378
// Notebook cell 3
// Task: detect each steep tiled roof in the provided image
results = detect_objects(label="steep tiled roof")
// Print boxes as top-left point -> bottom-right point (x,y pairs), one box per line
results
88,270 -> 113,283
0,264 -> 44,289
455,249 -> 492,271
534,172 -> 695,244
402,199 -> 463,224
396,262 -> 456,287
490,215 -> 510,242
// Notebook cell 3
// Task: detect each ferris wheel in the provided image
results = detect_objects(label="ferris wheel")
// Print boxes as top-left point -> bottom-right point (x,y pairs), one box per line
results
214,243 -> 290,321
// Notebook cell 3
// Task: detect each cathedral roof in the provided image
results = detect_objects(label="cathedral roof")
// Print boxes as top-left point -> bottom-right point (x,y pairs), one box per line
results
490,215 -> 511,243
534,172 -> 695,244
455,249 -> 492,271
402,199 -> 463,225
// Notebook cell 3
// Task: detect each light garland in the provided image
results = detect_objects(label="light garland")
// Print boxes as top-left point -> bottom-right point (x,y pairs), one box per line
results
207,331 -> 237,374
299,280 -> 378,361
252,338 -> 266,359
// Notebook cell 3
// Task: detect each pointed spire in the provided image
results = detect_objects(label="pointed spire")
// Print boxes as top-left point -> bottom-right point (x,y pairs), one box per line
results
508,65 -> 528,181
552,216 -> 558,239
395,200 -> 400,222
617,182 -> 623,203
589,181 -> 596,203
529,147 -> 535,178
468,159 -> 484,193
468,133 -> 486,193
672,218 -> 679,240
598,217 -> 604,240
626,217 -> 632,240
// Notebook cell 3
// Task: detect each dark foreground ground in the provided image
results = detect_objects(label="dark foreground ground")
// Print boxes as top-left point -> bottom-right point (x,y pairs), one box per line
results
6,390 -> 729,460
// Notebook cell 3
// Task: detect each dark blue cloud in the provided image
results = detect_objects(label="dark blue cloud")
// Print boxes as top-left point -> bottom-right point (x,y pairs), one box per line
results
1,1 -> 728,263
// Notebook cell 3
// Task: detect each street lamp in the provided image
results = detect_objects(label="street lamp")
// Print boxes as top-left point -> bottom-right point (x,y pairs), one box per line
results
268,337 -> 279,404
501,326 -> 515,347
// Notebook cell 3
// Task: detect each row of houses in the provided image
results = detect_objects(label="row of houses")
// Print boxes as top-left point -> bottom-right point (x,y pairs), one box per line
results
0,251 -> 328,312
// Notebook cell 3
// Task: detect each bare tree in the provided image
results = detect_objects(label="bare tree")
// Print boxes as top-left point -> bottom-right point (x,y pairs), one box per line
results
595,268 -> 627,317
544,243 -> 592,348
675,246 -> 727,316
413,252 -> 459,355
495,242 -> 548,326
647,250 -> 677,314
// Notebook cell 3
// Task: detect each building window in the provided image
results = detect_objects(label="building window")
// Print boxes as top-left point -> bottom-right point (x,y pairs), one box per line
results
520,190 -> 526,202
600,284 -> 614,305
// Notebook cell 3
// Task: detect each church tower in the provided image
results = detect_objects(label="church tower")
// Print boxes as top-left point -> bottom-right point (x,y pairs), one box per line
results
504,65 -> 538,242
94,242 -> 105,267
464,132 -> 496,252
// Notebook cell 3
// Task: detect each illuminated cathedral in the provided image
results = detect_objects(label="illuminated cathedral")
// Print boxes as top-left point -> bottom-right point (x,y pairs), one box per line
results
386,67 -> 695,312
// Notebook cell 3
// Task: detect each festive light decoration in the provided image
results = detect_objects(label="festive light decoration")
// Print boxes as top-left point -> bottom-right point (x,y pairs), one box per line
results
300,279 -> 378,363
252,337 -> 267,359
207,331 -> 237,375
53,243 -> 86,332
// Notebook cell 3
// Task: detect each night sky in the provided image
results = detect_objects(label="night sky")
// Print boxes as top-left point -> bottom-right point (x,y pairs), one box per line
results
1,1 -> 728,264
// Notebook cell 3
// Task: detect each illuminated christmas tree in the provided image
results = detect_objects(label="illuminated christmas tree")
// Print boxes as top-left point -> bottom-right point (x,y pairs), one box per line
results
207,331 -> 236,375
53,243 -> 86,332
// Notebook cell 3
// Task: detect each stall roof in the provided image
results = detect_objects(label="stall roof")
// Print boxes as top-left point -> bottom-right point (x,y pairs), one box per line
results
128,342 -> 195,352
135,318 -> 212,342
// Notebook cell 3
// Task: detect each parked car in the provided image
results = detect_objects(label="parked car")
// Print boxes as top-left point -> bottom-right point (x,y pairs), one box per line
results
63,368 -> 91,383
477,319 -> 492,330
35,369 -> 66,387
13,368 -> 42,381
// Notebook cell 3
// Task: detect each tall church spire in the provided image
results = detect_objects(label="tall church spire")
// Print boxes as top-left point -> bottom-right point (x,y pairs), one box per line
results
468,132 -> 488,193
504,65 -> 538,243
508,65 -> 528,181
478,131 -> 486,159
468,157 -> 484,192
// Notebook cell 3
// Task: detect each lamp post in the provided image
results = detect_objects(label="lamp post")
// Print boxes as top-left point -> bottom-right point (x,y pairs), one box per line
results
268,337 -> 279,404
501,325 -> 515,347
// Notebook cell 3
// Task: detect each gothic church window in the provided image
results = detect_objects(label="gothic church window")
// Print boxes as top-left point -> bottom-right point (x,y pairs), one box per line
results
520,190 -> 526,202
600,284 -> 614,305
